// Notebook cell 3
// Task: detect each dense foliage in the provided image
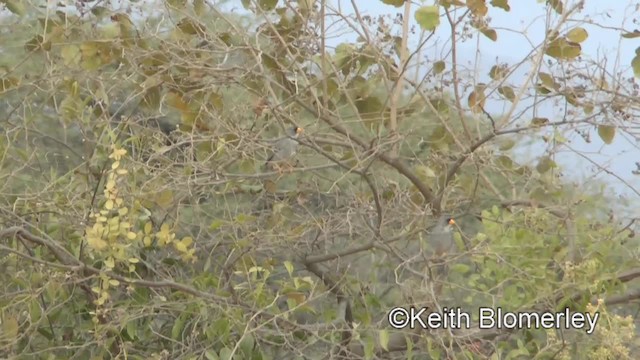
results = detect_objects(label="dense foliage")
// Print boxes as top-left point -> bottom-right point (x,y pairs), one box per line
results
1,0 -> 640,359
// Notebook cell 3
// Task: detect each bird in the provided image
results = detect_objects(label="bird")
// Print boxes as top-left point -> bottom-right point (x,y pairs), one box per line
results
427,215 -> 457,284
264,125 -> 303,171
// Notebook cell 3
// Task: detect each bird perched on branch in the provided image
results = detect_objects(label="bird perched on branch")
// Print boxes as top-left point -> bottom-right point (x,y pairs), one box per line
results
264,125 -> 303,171
427,215 -> 457,284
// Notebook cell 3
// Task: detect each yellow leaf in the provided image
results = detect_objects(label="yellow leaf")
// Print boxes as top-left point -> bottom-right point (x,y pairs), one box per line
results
128,257 -> 140,263
467,0 -> 488,17
380,329 -> 390,351
144,222 -> 153,234
2,317 -> 19,339
566,27 -> 588,43
545,37 -> 581,60
547,0 -> 563,15
284,261 -> 294,276
0,77 -> 19,93
174,241 -> 187,252
498,86 -> 515,101
181,236 -> 193,247
538,72 -> 556,91
415,6 -> 440,31
88,235 -> 107,250
143,236 -> 152,247
105,257 -> 115,269
490,0 -> 510,11
468,85 -> 486,113
176,18 -> 206,36
598,125 -> 615,145
109,279 -> 120,286
61,45 -> 80,65
481,28 -> 497,41
104,200 -> 114,210
632,54 -> 640,78
155,190 -> 174,210
127,232 -> 137,240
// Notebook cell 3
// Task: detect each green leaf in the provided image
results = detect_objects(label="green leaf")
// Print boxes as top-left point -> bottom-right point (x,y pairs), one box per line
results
167,0 -> 187,8
194,0 -> 206,16
37,327 -> 54,340
498,86 -> 515,101
205,351 -> 219,360
2,316 -> 18,340
415,6 -> 440,31
416,165 -> 436,180
545,37 -> 581,60
597,125 -> 615,145
177,18 -> 206,36
547,0 -> 563,15
61,45 -> 81,66
364,336 -> 375,359
239,334 -> 255,357
125,320 -> 137,341
536,156 -> 556,174
219,347 -> 233,360
632,54 -> 640,78
499,139 -> 516,151
284,261 -> 294,276
381,0 -> 405,7
497,155 -> 513,169
450,263 -> 471,274
538,72 -> 556,91
379,329 -> 390,351
481,28 -> 497,41
567,27 -> 588,43
91,6 -> 109,17
441,0 -> 465,7
29,299 -> 42,322
433,60 -> 445,74
171,316 -> 185,340
258,0 -> 278,11
3,0 -> 26,16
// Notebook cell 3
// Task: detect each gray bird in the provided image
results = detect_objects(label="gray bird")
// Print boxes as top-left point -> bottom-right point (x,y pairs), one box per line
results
427,215 -> 457,282
265,126 -> 303,168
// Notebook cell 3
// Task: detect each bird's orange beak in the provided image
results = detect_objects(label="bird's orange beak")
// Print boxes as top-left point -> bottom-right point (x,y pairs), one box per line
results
296,127 -> 304,135
448,218 -> 456,225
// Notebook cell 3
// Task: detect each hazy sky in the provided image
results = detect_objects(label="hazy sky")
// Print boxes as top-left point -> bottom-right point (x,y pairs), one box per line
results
330,1 -> 640,211
225,0 -> 640,215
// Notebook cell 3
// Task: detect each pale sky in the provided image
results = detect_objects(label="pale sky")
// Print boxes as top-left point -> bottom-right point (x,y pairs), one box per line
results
10,0 -> 635,216
222,0 -> 640,217
325,1 -> 640,216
